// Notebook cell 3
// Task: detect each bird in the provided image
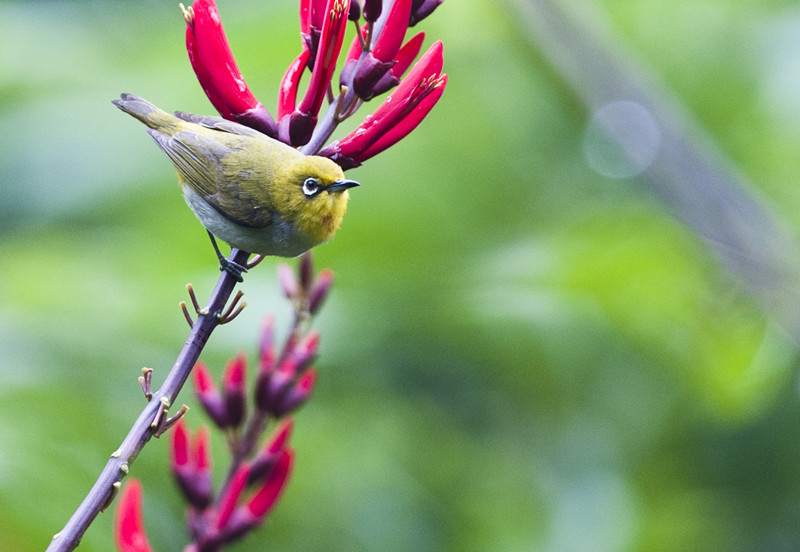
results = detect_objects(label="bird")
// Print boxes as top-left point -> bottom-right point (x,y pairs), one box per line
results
112,93 -> 359,279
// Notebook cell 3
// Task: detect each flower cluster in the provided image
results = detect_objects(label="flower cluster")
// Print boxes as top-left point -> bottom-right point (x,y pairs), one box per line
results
182,0 -> 446,167
115,254 -> 334,552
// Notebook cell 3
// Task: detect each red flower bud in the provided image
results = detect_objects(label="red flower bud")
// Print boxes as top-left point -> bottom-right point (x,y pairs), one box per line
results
277,368 -> 317,415
170,419 -> 213,508
308,268 -> 335,314
278,263 -> 300,300
114,479 -> 154,552
192,361 -> 228,428
246,449 -> 294,518
249,418 -> 294,484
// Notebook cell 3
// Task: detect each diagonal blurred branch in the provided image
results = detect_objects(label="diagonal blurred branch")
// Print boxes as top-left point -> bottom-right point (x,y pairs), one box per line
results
509,0 -> 800,339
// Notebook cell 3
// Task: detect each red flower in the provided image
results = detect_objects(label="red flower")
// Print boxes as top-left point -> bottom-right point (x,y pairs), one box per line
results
320,40 -> 447,168
280,0 -> 352,145
183,0 -> 446,165
183,0 -> 277,137
114,480 -> 154,552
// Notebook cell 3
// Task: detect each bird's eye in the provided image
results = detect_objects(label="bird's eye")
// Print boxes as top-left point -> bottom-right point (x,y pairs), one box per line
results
302,178 -> 321,197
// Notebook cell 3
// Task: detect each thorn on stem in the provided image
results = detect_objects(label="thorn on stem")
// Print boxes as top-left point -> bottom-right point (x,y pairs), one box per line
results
139,368 -> 153,401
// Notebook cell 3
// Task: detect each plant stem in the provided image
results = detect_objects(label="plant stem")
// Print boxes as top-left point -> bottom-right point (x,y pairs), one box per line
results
45,249 -> 251,552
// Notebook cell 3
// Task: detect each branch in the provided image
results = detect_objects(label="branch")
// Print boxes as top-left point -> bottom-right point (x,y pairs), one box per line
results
45,248 -> 252,552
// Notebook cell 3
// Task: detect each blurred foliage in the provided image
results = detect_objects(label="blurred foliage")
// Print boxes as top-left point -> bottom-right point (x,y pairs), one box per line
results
2,0 -> 800,551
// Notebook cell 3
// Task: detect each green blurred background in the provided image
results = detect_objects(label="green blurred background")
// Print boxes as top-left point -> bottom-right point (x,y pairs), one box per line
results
3,0 -> 800,550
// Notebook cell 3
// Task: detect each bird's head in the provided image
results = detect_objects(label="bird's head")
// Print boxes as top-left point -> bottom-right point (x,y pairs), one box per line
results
277,155 -> 360,247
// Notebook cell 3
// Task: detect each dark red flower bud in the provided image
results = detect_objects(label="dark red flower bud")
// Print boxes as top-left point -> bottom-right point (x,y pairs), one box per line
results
299,252 -> 314,291
348,0 -> 362,21
409,0 -> 443,26
362,0 -> 382,22
367,30 -> 424,98
222,354 -> 247,428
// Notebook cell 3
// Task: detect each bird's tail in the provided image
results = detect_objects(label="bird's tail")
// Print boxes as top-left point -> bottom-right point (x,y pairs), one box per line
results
112,93 -> 183,134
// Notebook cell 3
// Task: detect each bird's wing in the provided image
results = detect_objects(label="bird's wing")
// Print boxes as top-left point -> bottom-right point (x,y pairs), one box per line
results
146,128 -> 273,228
173,112 -> 265,138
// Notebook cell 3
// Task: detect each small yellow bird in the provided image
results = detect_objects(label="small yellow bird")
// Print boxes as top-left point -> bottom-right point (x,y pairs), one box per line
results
113,93 -> 358,278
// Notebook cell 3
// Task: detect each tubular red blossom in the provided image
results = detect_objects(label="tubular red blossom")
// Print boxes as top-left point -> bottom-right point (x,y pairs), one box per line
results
371,0 -> 412,63
246,449 -> 294,518
291,0 -> 350,144
358,72 -> 446,160
184,0 -> 277,137
114,480 -> 154,552
392,32 -> 425,78
278,47 -> 312,119
320,40 -> 445,166
302,0 -> 328,35
215,463 -> 251,530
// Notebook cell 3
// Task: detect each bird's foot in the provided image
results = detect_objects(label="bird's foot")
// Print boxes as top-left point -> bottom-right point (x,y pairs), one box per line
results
207,231 -> 247,282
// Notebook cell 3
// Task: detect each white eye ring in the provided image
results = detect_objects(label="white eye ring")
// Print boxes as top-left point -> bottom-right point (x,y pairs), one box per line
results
302,178 -> 321,196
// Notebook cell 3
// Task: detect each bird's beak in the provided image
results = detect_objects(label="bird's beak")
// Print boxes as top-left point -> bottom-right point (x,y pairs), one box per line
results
328,179 -> 360,192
